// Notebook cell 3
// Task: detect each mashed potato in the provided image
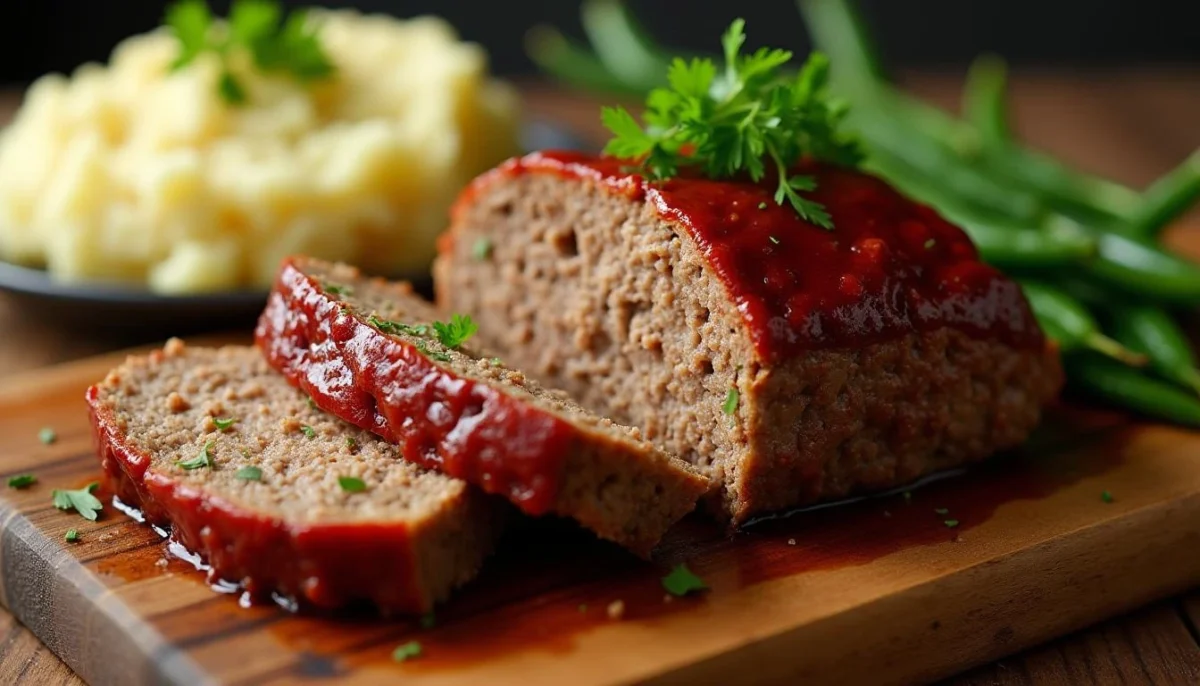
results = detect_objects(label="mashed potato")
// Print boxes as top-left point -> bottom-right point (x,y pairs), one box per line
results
0,11 -> 519,293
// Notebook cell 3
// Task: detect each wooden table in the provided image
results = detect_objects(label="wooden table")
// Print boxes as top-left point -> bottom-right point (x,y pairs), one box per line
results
1,75 -> 1198,685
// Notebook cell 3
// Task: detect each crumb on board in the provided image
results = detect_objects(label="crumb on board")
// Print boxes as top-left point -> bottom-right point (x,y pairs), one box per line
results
607,600 -> 625,620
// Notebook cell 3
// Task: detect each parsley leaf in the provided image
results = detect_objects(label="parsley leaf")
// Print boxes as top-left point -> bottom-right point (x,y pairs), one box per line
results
722,388 -> 739,415
662,563 -> 708,597
300,425 -> 316,439
7,474 -> 37,489
432,314 -> 479,349
39,427 -> 57,445
52,483 -> 103,521
65,529 -> 81,543
367,314 -> 427,338
471,237 -> 493,261
177,441 -> 214,470
213,417 -> 237,431
339,476 -> 367,493
392,641 -> 422,662
235,466 -> 263,481
165,0 -> 335,105
601,19 -> 862,229
1101,490 -> 1114,503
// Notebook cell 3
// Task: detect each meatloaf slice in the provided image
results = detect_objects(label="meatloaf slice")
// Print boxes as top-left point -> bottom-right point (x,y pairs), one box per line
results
87,339 -> 505,614
255,256 -> 708,555
435,151 -> 1064,524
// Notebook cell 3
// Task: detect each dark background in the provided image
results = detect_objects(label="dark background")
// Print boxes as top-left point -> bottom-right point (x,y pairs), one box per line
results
1,0 -> 1198,85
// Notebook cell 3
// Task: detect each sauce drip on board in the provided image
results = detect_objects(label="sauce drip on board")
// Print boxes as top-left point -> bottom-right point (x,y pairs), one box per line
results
460,151 -> 1043,362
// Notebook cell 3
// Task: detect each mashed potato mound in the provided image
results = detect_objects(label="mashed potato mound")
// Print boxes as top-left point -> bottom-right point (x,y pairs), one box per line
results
0,11 -> 519,293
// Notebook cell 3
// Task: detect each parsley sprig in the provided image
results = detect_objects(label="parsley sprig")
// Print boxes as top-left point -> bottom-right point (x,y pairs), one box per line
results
601,19 -> 862,229
166,0 -> 335,105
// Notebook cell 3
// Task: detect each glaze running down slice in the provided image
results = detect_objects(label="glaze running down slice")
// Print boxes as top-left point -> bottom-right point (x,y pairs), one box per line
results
256,256 -> 709,555
88,339 -> 505,613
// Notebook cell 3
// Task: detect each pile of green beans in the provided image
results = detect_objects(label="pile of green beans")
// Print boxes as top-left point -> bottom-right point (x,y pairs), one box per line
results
527,0 -> 1200,426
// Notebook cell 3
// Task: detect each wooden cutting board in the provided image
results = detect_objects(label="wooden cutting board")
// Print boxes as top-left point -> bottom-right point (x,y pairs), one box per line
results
0,342 -> 1197,686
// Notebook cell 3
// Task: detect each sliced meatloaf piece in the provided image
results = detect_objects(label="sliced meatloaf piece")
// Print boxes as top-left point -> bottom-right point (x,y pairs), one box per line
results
87,339 -> 505,614
435,151 -> 1064,524
255,256 -> 708,555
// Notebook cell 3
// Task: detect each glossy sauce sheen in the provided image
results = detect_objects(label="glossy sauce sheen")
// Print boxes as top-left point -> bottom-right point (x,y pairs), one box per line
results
86,387 -> 428,613
461,151 -> 1043,361
256,260 -> 575,514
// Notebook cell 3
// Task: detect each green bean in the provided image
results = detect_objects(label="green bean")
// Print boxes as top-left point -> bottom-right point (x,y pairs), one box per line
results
1019,281 -> 1146,366
1065,354 -> 1200,427
856,113 -> 1044,221
794,0 -> 887,91
525,26 -> 646,96
963,54 -> 1010,148
1082,228 -> 1200,305
866,154 -> 1095,267
1125,149 -> 1200,239
1108,304 -> 1200,395
580,0 -> 673,94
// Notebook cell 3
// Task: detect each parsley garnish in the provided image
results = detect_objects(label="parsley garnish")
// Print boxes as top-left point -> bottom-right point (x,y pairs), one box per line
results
471,237 -> 493,261
768,235 -> 780,245
338,476 -> 367,493
300,425 -> 316,439
432,314 -> 479,349
662,563 -> 708,596
177,442 -> 214,470
1101,490 -> 1114,503
65,529 -> 80,543
52,483 -> 103,521
166,0 -> 335,106
213,417 -> 237,431
7,474 -> 36,489
345,436 -> 357,450
392,641 -> 422,662
944,519 -> 960,528
367,314 -> 427,338
38,427 -> 57,445
323,282 -> 351,296
601,20 -> 861,229
722,387 -> 739,415
235,466 -> 263,481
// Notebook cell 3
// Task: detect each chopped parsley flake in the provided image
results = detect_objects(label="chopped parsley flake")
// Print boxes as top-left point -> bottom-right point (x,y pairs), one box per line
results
392,641 -> 422,662
38,427 -> 57,445
323,282 -> 352,296
65,529 -> 80,543
235,466 -> 263,481
345,436 -> 357,450
213,417 -> 237,431
1101,490 -> 1114,503
338,476 -> 367,493
419,612 -> 436,629
471,237 -> 493,261
7,474 -> 37,489
415,340 -> 451,362
300,425 -> 316,439
177,442 -> 214,470
924,238 -> 937,249
758,201 -> 768,210
432,314 -> 479,349
490,358 -> 503,367
52,483 -> 103,521
661,563 -> 708,597
934,507 -> 949,516
722,387 -> 739,415
944,519 -> 960,528
768,235 -> 780,245
366,314 -> 427,338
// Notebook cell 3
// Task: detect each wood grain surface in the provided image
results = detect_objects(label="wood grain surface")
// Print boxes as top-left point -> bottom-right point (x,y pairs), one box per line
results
0,74 -> 1198,685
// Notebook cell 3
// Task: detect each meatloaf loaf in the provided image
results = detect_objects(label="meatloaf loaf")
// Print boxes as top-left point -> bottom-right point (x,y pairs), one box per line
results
256,257 -> 708,555
435,151 -> 1064,524
88,339 -> 505,613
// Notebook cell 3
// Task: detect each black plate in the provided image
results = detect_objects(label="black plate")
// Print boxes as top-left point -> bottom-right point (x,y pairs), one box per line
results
0,120 -> 590,334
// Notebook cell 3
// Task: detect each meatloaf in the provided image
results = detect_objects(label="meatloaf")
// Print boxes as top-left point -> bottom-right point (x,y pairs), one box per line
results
435,151 -> 1064,524
88,339 -> 505,613
255,256 -> 708,555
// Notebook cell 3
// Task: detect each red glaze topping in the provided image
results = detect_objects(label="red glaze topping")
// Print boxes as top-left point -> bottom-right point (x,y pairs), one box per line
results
457,151 -> 1043,362
88,385 -> 428,613
256,259 -> 575,515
